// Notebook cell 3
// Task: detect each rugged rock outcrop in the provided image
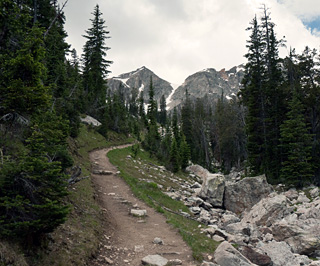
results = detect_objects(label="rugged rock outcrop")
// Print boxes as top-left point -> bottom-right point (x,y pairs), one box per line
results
224,175 -> 273,215
168,66 -> 244,109
214,241 -> 257,266
199,173 -> 225,207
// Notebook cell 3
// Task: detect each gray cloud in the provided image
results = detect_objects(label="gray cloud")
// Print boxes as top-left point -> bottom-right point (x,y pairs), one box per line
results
60,0 -> 320,84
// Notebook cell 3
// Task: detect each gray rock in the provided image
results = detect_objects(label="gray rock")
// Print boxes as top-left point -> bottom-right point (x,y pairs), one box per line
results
130,209 -> 147,217
297,193 -> 310,204
212,235 -> 225,242
141,255 -> 168,266
199,173 -> 225,207
80,115 -> 102,127
153,237 -> 163,245
224,175 -> 273,215
271,219 -> 320,255
241,194 -> 291,226
284,188 -> 299,201
221,213 -> 241,226
93,170 -> 113,175
168,259 -> 182,265
186,164 -> 209,180
257,241 -> 310,266
191,182 -> 202,189
310,187 -> 319,198
134,245 -> 144,252
239,246 -> 273,266
189,206 -> 201,215
214,241 -> 257,266
201,262 -> 219,266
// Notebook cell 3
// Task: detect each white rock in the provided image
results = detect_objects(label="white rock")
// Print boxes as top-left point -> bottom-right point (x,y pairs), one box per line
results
80,115 -> 102,127
134,245 -> 144,252
141,255 -> 168,266
153,237 -> 163,245
130,209 -> 147,217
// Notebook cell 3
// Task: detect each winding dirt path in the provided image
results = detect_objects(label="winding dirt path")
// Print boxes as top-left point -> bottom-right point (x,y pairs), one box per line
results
90,146 -> 197,266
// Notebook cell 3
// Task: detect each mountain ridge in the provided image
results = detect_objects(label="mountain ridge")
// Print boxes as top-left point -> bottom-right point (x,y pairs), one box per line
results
108,65 -> 244,109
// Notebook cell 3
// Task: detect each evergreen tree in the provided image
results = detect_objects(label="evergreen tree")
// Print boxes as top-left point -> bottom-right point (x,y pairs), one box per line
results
239,15 -> 266,176
1,25 -> 50,118
179,134 -> 190,170
169,137 -> 180,173
280,89 -> 314,188
144,77 -> 160,154
159,94 -> 167,126
147,77 -> 157,125
0,109 -> 71,243
82,4 -> 112,117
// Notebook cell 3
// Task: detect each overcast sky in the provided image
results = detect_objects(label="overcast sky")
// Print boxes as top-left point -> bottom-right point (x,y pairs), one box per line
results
59,0 -> 320,84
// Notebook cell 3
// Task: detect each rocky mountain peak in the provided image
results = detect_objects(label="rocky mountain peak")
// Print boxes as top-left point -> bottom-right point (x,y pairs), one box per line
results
107,64 -> 244,109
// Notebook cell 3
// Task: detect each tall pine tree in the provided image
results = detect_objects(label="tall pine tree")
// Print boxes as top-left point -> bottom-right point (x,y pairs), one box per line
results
82,4 -> 112,117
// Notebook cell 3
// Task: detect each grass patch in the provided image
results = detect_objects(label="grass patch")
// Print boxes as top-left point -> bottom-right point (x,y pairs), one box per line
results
108,147 -> 219,261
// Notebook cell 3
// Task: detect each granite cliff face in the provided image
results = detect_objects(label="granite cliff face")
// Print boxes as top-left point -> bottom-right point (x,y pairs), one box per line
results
108,65 -> 244,109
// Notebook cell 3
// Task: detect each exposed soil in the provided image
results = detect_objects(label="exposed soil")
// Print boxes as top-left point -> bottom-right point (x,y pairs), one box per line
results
90,146 -> 197,266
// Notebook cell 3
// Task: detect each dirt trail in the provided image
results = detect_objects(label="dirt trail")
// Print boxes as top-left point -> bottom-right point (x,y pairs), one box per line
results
90,146 -> 197,266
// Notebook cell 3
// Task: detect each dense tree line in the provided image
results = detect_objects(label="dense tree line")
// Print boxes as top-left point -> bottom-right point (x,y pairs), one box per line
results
240,7 -> 320,187
0,1 -> 111,245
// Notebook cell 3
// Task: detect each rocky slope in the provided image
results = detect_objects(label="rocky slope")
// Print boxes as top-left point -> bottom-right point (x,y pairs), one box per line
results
108,65 -> 244,110
170,165 -> 320,266
119,149 -> 320,265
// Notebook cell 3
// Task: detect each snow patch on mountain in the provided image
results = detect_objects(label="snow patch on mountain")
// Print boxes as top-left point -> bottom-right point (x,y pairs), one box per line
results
166,83 -> 180,109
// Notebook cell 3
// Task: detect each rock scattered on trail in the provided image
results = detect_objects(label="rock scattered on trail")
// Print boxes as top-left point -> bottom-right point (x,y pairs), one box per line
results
93,169 -> 113,175
153,237 -> 164,245
168,258 -> 183,265
141,254 -> 168,266
130,209 -> 147,217
134,245 -> 144,252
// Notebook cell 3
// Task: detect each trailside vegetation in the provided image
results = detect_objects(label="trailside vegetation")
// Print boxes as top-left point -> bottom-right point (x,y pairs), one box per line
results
1,1 -> 320,263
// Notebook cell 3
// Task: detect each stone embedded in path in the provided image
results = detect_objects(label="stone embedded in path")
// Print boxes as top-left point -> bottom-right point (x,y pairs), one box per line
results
141,255 -> 168,266
168,259 -> 183,265
93,169 -> 113,175
153,237 -> 164,245
130,209 -> 147,217
134,245 -> 144,252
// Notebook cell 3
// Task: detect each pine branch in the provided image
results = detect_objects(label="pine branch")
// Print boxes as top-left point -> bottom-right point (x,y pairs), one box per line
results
44,0 -> 69,38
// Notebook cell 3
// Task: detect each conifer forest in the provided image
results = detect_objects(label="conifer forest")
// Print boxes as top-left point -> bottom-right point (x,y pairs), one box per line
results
1,0 -> 320,254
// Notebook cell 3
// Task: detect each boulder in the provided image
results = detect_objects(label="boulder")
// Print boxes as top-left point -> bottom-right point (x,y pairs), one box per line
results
80,115 -> 102,127
186,164 -> 209,180
141,255 -> 168,266
130,209 -> 147,217
309,187 -> 319,198
221,213 -> 241,226
271,219 -> 320,255
199,173 -> 225,207
224,175 -> 273,214
284,188 -> 299,201
241,194 -> 292,226
256,241 -> 311,266
214,241 -> 257,266
239,246 -> 273,266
